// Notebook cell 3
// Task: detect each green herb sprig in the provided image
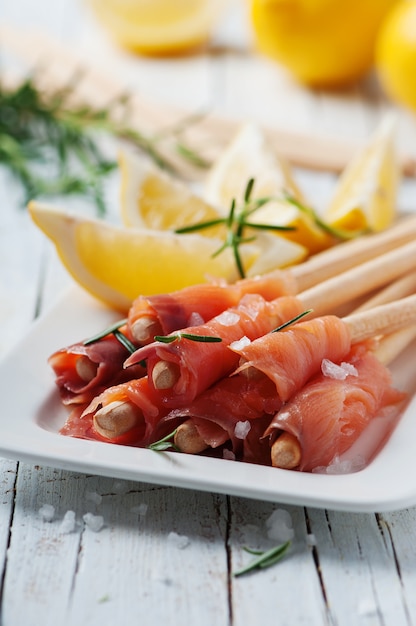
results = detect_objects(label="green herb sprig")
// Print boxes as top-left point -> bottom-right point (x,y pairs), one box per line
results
147,428 -> 179,452
271,309 -> 313,333
0,76 -> 208,213
282,190 -> 367,240
154,332 -> 222,344
83,318 -> 139,357
176,178 -> 295,278
233,541 -> 291,577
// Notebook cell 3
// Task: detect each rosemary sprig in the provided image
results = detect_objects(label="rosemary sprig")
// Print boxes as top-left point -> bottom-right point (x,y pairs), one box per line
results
282,191 -> 367,240
271,309 -> 313,333
233,541 -> 291,577
176,178 -> 295,279
83,319 -> 127,345
83,318 -> 139,357
113,329 -> 137,355
147,428 -> 179,452
0,76 -> 209,213
154,332 -> 222,344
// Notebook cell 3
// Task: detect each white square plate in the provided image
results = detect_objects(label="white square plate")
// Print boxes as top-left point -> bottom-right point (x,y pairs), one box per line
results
0,285 -> 415,512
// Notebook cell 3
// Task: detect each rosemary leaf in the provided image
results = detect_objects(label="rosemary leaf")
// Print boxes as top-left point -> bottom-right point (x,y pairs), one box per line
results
233,541 -> 291,577
271,309 -> 313,333
113,329 -> 137,354
282,191 -> 366,240
243,222 -> 296,232
147,428 -> 179,451
175,218 -> 226,234
154,332 -> 222,343
84,319 -> 127,345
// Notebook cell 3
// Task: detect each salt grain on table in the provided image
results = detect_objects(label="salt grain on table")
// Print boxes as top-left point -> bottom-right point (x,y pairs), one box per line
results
59,510 -> 76,534
83,512 -> 104,532
85,491 -> 102,505
38,504 -> 55,522
131,503 -> 148,517
266,509 -> 295,542
167,531 -> 190,549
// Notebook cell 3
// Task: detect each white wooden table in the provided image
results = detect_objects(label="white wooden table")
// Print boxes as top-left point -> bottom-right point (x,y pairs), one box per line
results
1,2 -> 416,624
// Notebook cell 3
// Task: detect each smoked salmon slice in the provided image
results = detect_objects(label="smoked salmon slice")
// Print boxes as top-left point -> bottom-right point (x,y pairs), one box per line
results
264,342 -> 408,472
231,315 -> 352,403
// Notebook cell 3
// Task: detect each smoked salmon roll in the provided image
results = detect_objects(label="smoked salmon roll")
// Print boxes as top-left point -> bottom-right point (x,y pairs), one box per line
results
152,373 -> 282,464
265,343 -> 408,472
127,268 -> 297,344
49,326 -> 145,405
125,295 -> 306,408
60,376 -> 168,446
231,315 -> 352,403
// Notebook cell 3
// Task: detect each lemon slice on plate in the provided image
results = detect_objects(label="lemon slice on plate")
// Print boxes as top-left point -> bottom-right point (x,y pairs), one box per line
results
204,123 -> 331,254
119,148 -> 307,274
29,201 -> 260,312
323,115 -> 400,233
119,150 -> 222,235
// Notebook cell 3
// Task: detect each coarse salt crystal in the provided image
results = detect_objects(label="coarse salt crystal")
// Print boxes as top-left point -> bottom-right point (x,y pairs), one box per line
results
215,310 -> 240,326
312,454 -> 366,475
230,335 -> 251,351
86,491 -> 102,505
167,531 -> 190,549
112,480 -> 129,494
38,504 -> 55,522
357,598 -> 378,617
59,510 -> 76,534
131,503 -> 148,516
321,358 -> 358,380
83,512 -> 104,532
234,420 -> 251,440
187,312 -> 204,327
266,508 -> 294,542
223,449 -> 236,461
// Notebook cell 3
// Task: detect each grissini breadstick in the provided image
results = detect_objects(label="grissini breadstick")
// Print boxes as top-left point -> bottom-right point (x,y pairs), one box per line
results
298,240 -> 416,317
291,216 -> 416,292
351,272 -> 416,314
134,242 -> 416,395
128,215 -> 416,343
269,295 -> 416,470
174,276 -> 416,456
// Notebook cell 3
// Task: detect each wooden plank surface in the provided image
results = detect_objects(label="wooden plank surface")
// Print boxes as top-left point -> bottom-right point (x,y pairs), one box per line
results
1,1 -> 416,625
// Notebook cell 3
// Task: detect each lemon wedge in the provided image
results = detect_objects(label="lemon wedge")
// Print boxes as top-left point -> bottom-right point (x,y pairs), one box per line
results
29,201 -> 260,312
204,123 -> 331,254
119,150 -> 221,235
323,115 -> 400,233
87,0 -> 229,55
119,148 -> 307,273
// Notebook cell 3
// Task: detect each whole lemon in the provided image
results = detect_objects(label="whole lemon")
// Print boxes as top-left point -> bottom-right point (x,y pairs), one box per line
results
250,0 -> 402,88
376,1 -> 416,111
